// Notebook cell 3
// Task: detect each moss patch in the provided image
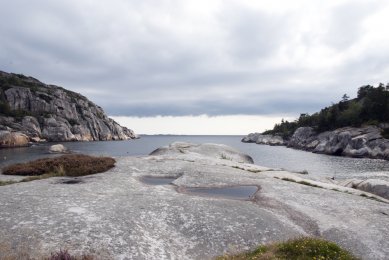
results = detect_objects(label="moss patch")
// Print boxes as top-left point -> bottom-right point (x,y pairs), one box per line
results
217,237 -> 358,260
1,155 -> 115,184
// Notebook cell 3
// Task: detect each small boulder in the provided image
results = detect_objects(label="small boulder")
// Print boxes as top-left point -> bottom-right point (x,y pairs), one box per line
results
49,144 -> 68,153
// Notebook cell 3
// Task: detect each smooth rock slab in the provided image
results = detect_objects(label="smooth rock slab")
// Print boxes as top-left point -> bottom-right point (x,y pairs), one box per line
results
0,142 -> 388,259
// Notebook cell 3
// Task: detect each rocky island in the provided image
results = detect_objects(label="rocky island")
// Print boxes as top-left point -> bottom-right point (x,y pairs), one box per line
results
0,71 -> 136,148
0,142 -> 388,259
243,84 -> 389,160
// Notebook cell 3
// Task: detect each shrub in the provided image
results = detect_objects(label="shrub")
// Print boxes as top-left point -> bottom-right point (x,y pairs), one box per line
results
2,154 -> 115,177
48,249 -> 93,260
218,237 -> 358,260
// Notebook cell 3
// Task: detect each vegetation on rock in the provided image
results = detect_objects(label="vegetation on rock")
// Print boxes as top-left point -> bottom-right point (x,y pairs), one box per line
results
263,84 -> 389,138
2,154 -> 115,177
48,249 -> 93,260
217,237 -> 358,260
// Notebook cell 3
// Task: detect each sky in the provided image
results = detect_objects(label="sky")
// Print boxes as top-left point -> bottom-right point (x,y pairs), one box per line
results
1,0 -> 389,134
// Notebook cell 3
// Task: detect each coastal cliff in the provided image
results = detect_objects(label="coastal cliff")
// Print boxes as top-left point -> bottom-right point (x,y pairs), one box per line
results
0,71 -> 135,147
243,125 -> 389,160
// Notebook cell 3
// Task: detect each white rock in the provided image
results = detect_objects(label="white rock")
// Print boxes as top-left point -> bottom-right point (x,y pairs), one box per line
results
49,144 -> 67,153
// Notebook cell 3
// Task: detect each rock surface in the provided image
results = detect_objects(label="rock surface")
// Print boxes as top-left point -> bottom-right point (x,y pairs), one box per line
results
241,133 -> 285,145
243,126 -> 389,160
0,71 -> 136,145
0,142 -> 388,259
0,130 -> 29,148
49,144 -> 68,154
339,178 -> 389,200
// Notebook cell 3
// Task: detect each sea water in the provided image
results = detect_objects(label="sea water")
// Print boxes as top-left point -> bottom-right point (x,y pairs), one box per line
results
1,135 -> 388,181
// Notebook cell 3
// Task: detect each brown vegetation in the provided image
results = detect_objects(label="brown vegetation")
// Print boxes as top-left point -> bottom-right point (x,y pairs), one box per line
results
2,154 -> 115,177
217,237 -> 358,260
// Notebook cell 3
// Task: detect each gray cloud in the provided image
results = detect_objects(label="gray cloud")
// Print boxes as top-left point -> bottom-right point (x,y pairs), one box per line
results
1,0 -> 388,117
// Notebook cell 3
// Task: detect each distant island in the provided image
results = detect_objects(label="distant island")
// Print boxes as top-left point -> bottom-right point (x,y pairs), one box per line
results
0,71 -> 136,148
243,84 -> 389,160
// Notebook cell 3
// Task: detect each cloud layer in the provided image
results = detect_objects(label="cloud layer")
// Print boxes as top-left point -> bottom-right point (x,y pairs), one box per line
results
1,0 -> 389,117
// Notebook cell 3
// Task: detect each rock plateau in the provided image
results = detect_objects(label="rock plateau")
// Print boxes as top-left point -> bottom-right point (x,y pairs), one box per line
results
0,142 -> 388,259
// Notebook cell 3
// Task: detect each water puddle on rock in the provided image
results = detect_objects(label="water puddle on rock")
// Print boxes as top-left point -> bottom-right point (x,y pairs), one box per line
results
60,179 -> 84,184
183,185 -> 259,200
140,176 -> 177,185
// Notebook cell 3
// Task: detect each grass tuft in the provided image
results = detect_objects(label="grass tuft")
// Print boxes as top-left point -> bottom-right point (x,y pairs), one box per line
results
278,177 -> 322,188
220,153 -> 232,160
217,237 -> 358,260
0,180 -> 18,186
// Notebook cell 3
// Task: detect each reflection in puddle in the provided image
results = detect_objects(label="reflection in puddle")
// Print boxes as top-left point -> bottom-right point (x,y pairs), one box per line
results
184,186 -> 258,200
140,176 -> 177,185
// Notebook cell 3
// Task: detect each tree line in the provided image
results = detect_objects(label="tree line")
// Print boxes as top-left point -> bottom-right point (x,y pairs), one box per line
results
263,84 -> 389,139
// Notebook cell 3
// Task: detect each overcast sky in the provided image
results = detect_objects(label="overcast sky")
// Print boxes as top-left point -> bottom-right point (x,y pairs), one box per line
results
1,0 -> 389,134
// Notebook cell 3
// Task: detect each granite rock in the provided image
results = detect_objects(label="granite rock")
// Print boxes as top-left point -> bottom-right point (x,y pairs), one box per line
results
0,143 -> 388,259
0,71 -> 136,145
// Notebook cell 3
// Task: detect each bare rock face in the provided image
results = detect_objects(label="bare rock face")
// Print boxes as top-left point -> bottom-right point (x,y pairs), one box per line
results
297,126 -> 389,159
0,71 -> 136,145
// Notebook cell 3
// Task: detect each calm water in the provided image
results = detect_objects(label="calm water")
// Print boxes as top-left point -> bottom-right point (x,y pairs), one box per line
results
1,135 -> 388,181
184,186 -> 259,200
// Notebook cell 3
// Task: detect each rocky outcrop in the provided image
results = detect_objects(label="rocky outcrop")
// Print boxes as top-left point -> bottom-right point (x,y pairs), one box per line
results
241,133 -> 285,146
0,130 -> 29,148
290,126 -> 389,159
339,178 -> 389,200
150,142 -> 255,164
0,71 -> 135,145
243,125 -> 389,160
49,144 -> 68,154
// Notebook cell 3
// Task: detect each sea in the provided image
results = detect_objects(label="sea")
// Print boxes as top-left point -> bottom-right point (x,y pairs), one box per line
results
1,135 -> 388,181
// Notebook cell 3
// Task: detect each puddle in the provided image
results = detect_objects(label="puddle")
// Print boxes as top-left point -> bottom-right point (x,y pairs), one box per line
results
60,179 -> 84,184
183,185 -> 259,200
140,176 -> 177,185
